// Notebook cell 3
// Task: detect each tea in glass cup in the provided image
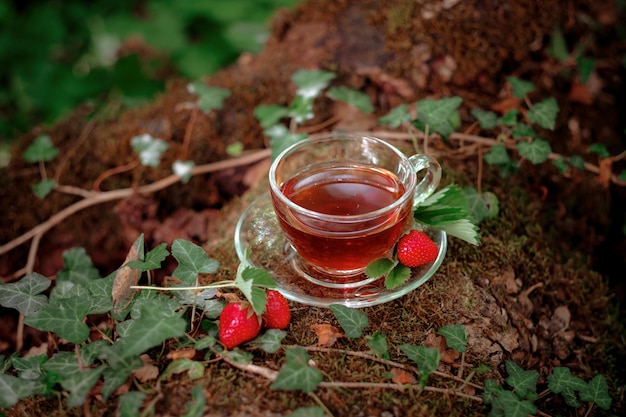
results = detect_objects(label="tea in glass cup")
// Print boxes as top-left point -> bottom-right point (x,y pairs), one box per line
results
269,133 -> 441,287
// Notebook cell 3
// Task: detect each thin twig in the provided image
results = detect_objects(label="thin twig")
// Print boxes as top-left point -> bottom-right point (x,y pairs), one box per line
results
0,149 -> 272,278
92,161 -> 139,191
182,108 -> 199,160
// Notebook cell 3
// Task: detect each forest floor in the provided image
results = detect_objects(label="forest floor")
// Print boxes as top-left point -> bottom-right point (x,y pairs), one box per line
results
1,0 -> 625,416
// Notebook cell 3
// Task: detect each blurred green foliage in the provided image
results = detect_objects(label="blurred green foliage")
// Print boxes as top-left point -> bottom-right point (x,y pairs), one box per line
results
0,0 -> 300,142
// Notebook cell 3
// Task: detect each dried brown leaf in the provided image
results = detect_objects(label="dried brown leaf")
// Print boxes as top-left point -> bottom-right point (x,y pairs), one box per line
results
111,242 -> 141,314
310,323 -> 343,347
390,368 -> 417,385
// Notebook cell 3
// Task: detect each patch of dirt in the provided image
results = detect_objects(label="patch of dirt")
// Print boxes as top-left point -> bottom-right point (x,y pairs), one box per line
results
1,0 -> 625,416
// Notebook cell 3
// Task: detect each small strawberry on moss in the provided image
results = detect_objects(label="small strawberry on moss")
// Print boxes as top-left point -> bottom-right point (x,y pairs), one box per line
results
262,290 -> 291,330
218,301 -> 261,349
396,230 -> 439,268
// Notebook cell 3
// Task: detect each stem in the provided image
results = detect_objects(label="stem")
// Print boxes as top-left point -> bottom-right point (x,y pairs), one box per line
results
92,160 -> 139,191
182,108 -> 199,160
131,281 -> 236,291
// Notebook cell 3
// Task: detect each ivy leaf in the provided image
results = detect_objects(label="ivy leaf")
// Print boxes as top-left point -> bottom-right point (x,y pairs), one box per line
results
118,392 -> 146,417
172,160 -> 195,184
511,123 -> 536,139
507,77 -> 536,99
291,69 -> 336,99
415,96 -> 463,137
549,27 -> 569,62
254,329 -> 287,354
471,108 -> 498,129
187,81 -> 231,113
399,344 -> 440,388
464,186 -> 499,224
254,104 -> 290,128
484,144 -> 511,165
497,109 -> 520,126
270,347 -> 324,393
505,360 -> 539,400
497,389 -> 537,417
23,134 -> 58,162
112,301 -> 187,359
547,367 -> 587,394
576,56 -> 595,84
288,407 -> 326,417
437,324 -> 467,353
42,352 -> 105,407
32,178 -> 58,199
162,359 -> 205,380
226,142 -> 244,157
99,350 -> 143,400
24,297 -> 91,344
569,155 -> 586,169
0,272 -> 50,316
365,258 -> 396,279
171,239 -> 219,285
580,374 -> 612,410
265,124 -> 308,160
527,97 -> 559,130
131,133 -> 169,167
366,332 -> 389,360
517,139 -> 552,164
56,247 -> 101,287
587,143 -> 610,158
329,304 -> 369,338
326,86 -> 373,113
183,385 -> 206,417
126,243 -> 169,272
384,264 -> 411,289
0,373 -> 39,408
378,104 -> 412,128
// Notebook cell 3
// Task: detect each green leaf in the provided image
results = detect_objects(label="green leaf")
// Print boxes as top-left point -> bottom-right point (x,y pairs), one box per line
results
527,98 -> 559,130
483,379 -> 504,405
437,324 -> 467,353
365,258 -> 396,279
288,95 -> 315,123
0,272 -> 50,316
569,155 -> 586,169
162,359 -> 204,380
497,109 -> 520,127
580,374 -> 612,410
378,104 -> 412,128
265,124 -> 308,160
172,160 -> 195,184
511,123 -> 536,139
24,297 -> 90,344
464,186 -> 499,224
329,304 -> 369,338
32,179 -> 58,199
42,352 -> 105,407
415,96 -> 463,137
506,77 -> 536,99
187,81 -> 231,113
549,27 -> 569,61
326,86 -> 373,113
497,389 -> 537,417
183,385 -> 206,417
171,239 -> 219,285
225,142 -> 244,157
576,56 -> 595,84
399,344 -> 440,388
288,406 -> 326,417
118,391 -> 146,417
516,139 -> 551,164
23,134 -> 58,163
99,352 -> 143,400
56,247 -> 101,287
560,387 -> 582,408
291,69 -> 336,99
547,367 -> 587,394
12,355 -> 47,379
254,104 -> 290,128
270,347 -> 324,393
0,373 -> 38,408
505,361 -> 538,400
552,157 -> 569,174
112,301 -> 187,359
587,143 -> 610,158
235,265 -> 277,315
131,133 -> 169,167
384,264 -> 411,289
366,332 -> 389,359
471,108 -> 498,129
126,243 -> 169,272
254,329 -> 287,354
484,144 -> 510,165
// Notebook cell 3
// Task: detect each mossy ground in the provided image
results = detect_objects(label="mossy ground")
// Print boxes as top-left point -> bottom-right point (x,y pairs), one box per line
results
1,0 -> 625,415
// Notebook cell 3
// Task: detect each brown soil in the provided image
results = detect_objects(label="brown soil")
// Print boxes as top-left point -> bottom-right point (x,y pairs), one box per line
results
1,0 -> 625,416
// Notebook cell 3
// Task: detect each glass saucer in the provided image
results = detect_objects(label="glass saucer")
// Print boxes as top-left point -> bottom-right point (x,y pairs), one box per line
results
234,192 -> 447,308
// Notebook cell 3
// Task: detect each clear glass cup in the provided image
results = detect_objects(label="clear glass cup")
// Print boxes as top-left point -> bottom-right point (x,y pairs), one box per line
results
269,132 -> 441,288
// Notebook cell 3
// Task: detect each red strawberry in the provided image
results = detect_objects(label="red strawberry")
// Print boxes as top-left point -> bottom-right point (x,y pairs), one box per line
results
396,230 -> 439,268
218,302 -> 261,349
262,290 -> 291,330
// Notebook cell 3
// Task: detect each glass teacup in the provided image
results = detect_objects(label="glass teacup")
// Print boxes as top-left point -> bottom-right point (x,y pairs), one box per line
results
269,132 -> 441,287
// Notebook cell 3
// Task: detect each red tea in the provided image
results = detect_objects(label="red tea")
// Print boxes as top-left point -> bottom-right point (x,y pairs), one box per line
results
273,163 -> 412,272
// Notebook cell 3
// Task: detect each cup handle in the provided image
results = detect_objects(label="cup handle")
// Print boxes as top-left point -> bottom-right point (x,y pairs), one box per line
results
408,154 -> 442,206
